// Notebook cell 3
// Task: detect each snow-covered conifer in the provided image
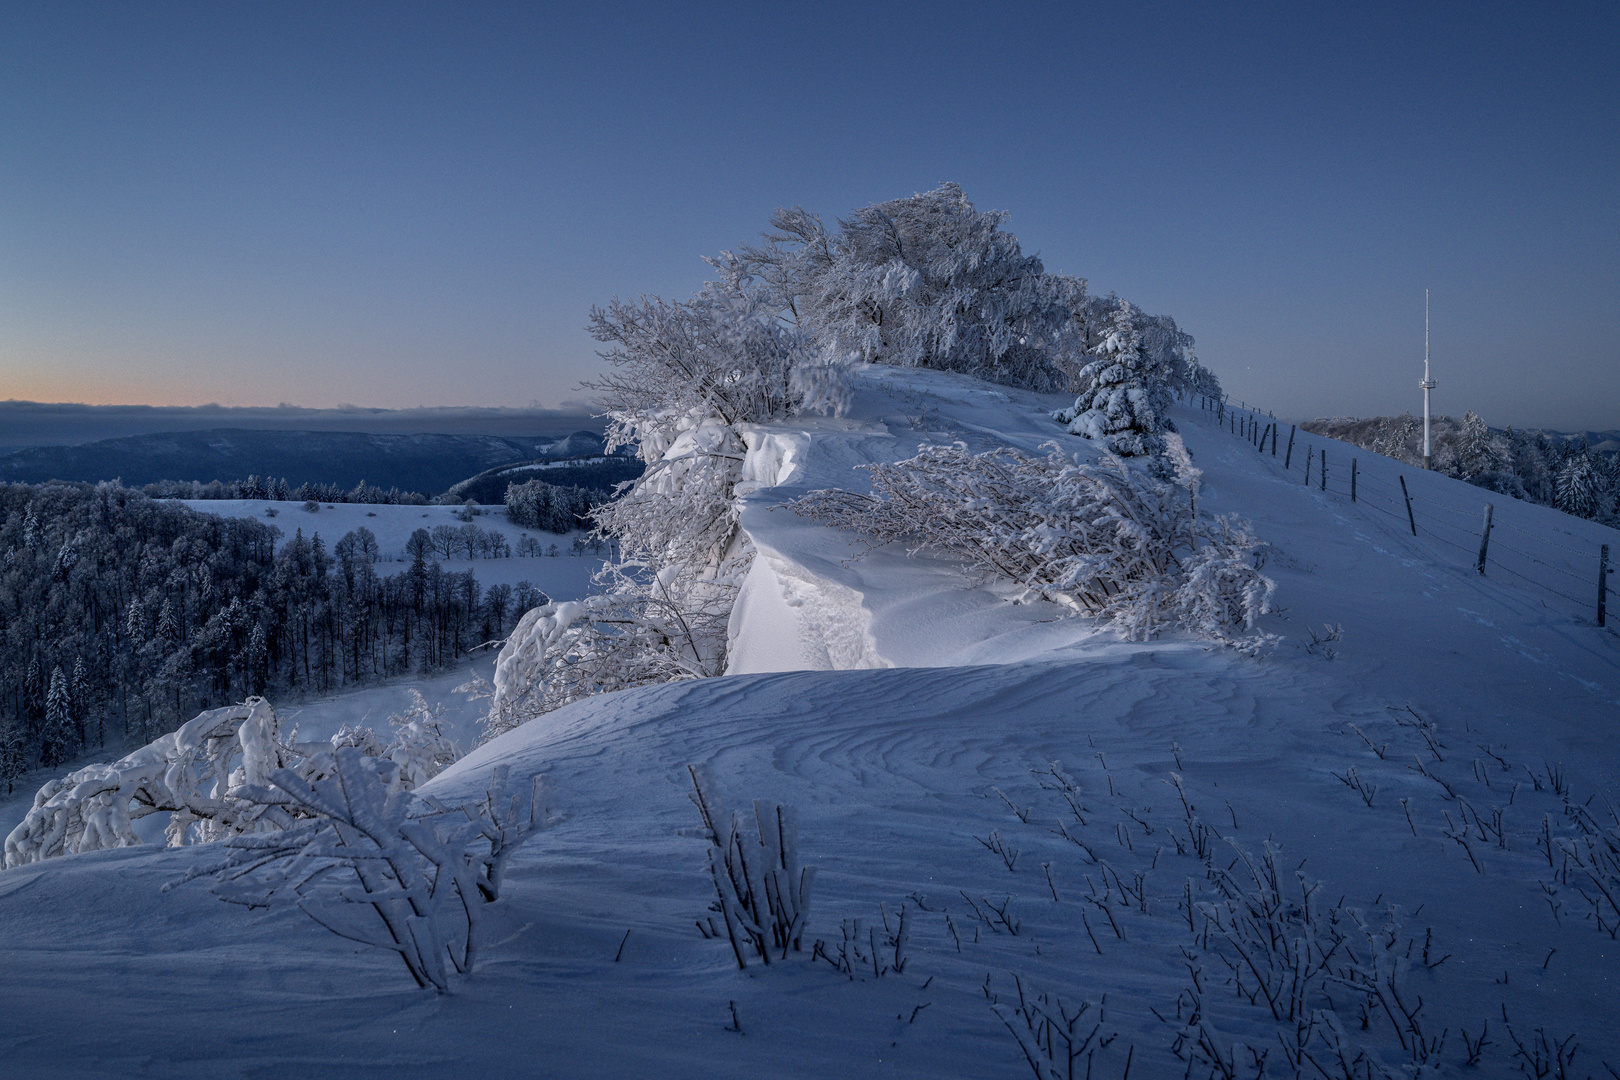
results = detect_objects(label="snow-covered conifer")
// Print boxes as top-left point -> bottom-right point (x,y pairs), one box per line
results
1555,451 -> 1600,518
1052,300 -> 1173,456
41,667 -> 73,768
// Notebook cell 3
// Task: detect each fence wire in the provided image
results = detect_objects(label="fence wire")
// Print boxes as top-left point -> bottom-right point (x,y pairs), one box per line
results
1201,398 -> 1609,624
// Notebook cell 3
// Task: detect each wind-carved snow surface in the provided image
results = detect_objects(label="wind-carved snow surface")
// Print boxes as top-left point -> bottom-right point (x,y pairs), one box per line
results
2,366 -> 1619,1079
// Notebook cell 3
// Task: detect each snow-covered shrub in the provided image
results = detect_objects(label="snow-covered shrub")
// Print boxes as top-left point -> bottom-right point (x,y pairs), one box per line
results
7,689 -> 469,868
187,747 -> 547,993
790,438 -> 1275,648
4,698 -> 292,867
688,764 -> 815,969
330,689 -> 463,792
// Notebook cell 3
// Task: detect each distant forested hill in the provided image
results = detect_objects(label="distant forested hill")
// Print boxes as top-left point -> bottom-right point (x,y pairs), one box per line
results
0,429 -> 608,495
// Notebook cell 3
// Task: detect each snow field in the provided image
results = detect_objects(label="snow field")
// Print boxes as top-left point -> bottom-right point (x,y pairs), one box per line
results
1,367 -> 1616,1078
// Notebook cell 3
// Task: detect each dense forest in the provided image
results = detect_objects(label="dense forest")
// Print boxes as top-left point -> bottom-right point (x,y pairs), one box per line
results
0,481 -> 551,791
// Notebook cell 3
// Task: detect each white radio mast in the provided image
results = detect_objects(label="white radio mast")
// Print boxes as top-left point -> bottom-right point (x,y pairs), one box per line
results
1420,289 -> 1436,470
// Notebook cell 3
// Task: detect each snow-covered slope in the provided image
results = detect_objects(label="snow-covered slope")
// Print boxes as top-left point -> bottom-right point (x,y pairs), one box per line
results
2,368 -> 1617,1079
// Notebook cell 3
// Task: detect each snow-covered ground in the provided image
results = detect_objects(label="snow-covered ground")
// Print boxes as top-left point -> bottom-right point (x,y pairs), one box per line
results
182,498 -> 596,559
4,368 -> 1618,1079
184,496 -> 605,590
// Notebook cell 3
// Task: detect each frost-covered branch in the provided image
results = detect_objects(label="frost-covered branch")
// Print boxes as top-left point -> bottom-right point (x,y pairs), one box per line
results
189,747 -> 547,993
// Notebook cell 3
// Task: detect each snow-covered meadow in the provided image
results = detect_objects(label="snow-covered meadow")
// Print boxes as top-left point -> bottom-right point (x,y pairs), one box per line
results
182,497 -> 606,593
2,367 -> 1617,1078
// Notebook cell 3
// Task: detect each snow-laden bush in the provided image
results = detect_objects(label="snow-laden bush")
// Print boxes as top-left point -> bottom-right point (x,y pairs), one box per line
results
181,748 -> 547,993
6,692 -> 467,868
329,689 -> 464,792
790,438 -> 1276,648
688,764 -> 815,969
4,698 -> 290,866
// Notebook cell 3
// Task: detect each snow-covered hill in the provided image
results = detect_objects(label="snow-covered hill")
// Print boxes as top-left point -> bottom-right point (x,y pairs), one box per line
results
2,368 -> 1617,1079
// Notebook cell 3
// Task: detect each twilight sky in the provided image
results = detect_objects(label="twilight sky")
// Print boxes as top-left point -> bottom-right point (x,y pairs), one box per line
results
2,2 -> 1615,430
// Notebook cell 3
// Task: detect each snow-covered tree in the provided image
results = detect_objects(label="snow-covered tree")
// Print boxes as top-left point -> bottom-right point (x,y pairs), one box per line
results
0,722 -> 26,795
5,698 -> 289,866
1556,450 -> 1600,518
1051,301 -> 1173,456
40,667 -> 73,769
482,279 -> 814,740
796,183 -> 1075,390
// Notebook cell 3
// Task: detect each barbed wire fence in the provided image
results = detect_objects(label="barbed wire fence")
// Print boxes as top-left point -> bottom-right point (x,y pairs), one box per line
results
1191,393 -> 1616,630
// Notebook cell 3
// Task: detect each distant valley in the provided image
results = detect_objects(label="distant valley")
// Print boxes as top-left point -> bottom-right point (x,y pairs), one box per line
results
0,428 -> 612,496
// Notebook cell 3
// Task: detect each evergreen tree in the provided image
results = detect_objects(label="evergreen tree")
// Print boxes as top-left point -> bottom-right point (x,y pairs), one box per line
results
1054,300 -> 1170,456
70,656 -> 91,746
246,624 -> 269,697
1556,451 -> 1600,518
125,595 -> 146,641
23,658 -> 43,735
41,667 -> 73,769
156,598 -> 179,643
0,721 -> 26,794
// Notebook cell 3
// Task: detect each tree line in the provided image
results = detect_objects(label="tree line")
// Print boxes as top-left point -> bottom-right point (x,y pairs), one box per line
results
140,475 -> 432,505
1302,411 -> 1620,525
0,481 -> 549,792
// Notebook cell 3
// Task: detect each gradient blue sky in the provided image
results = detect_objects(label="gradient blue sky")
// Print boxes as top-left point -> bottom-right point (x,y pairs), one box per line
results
2,2 -> 1615,429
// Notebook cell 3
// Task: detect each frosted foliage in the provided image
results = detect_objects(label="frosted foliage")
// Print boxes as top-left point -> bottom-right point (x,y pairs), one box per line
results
480,416 -> 752,741
791,439 -> 1276,650
1052,300 -> 1174,456
483,287 -> 788,741
191,748 -> 546,992
1556,452 -> 1600,519
5,698 -> 290,867
770,184 -> 1078,392
331,690 -> 464,792
688,764 -> 815,969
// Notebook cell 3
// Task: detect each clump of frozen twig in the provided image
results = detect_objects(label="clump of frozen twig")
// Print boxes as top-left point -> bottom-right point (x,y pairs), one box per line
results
790,439 -> 1277,649
688,764 -> 815,968
182,747 -> 548,993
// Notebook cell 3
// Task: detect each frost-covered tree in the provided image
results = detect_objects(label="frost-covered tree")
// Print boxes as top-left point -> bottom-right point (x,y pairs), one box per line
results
482,279 -> 815,740
1555,450 -> 1600,519
40,666 -> 73,769
1051,301 -> 1173,456
792,183 -> 1076,390
1,722 -> 27,795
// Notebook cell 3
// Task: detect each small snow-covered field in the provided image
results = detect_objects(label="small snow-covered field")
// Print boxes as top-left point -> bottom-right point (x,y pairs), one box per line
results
183,498 -> 606,593
3,368 -> 1618,1079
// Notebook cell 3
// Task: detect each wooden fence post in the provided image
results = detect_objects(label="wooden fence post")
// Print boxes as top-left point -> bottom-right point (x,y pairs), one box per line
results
1284,426 -> 1296,468
1399,476 -> 1417,536
1305,446 -> 1313,485
1476,504 -> 1494,574
1351,459 -> 1358,502
1320,449 -> 1327,491
1600,544 -> 1610,627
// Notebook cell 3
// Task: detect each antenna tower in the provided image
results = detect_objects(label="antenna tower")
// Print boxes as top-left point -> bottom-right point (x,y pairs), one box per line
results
1420,290 -> 1436,469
